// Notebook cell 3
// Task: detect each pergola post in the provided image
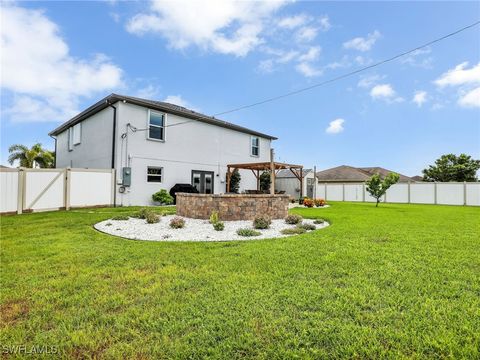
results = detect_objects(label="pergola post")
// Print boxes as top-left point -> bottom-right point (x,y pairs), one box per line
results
270,149 -> 275,195
256,170 -> 260,191
300,168 -> 303,198
226,166 -> 231,193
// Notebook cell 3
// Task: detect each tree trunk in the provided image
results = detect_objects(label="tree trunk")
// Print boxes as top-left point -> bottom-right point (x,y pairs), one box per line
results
376,198 -> 379,207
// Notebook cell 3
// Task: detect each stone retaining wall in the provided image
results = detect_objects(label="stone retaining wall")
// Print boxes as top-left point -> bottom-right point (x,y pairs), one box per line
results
176,193 -> 290,221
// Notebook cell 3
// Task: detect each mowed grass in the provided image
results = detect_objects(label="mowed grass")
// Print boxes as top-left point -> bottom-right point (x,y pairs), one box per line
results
1,203 -> 479,359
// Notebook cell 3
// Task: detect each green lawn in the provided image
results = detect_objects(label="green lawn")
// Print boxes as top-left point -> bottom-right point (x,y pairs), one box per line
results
1,203 -> 479,359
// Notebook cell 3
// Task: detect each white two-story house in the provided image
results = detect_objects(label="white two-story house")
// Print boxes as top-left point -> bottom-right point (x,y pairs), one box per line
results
49,94 -> 276,206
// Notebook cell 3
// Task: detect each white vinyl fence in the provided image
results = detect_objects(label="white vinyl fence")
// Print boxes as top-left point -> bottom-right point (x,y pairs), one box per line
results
0,168 -> 115,214
315,182 -> 480,206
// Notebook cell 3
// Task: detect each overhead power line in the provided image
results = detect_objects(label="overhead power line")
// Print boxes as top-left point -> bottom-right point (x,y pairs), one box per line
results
163,20 -> 480,129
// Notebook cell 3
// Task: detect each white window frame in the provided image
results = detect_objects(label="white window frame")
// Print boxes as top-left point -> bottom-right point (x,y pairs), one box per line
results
147,110 -> 166,142
147,166 -> 163,183
73,123 -> 81,145
250,136 -> 260,157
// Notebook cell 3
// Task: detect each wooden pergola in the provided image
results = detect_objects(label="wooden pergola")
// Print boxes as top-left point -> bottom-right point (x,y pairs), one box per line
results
226,160 -> 304,196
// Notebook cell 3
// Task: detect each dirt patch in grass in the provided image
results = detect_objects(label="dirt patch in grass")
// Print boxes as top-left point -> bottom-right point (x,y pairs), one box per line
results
0,298 -> 30,327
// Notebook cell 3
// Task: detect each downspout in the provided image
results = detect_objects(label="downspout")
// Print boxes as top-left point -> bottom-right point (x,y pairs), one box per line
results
108,102 -> 117,206
108,102 -> 117,169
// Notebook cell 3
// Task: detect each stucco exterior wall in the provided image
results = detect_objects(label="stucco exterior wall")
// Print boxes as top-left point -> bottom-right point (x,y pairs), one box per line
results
114,102 -> 272,206
55,107 -> 114,168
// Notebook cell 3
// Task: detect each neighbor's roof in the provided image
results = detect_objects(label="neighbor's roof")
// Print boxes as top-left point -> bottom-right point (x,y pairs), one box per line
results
276,168 -> 313,178
315,165 -> 413,182
316,165 -> 371,182
49,93 -> 277,139
358,167 -> 413,182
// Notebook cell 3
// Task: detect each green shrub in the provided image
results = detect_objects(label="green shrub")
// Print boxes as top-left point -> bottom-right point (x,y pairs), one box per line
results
236,228 -> 261,237
213,221 -> 225,231
253,216 -> 271,229
297,222 -> 316,231
111,215 -> 129,221
136,208 -> 152,219
145,212 -> 160,224
285,214 -> 303,225
281,227 -> 306,235
152,189 -> 174,205
170,217 -> 185,229
313,218 -> 325,224
209,211 -> 220,224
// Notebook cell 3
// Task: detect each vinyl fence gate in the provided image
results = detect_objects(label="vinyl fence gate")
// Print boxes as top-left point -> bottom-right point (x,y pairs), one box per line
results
0,168 -> 116,214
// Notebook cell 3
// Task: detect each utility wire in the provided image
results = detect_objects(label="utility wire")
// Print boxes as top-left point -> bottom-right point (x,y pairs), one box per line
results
159,20 -> 479,129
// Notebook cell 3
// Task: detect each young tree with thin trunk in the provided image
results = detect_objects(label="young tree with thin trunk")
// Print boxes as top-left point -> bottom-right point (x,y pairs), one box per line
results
366,172 -> 400,207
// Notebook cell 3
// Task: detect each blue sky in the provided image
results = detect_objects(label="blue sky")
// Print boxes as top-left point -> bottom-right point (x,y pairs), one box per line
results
1,1 -> 479,176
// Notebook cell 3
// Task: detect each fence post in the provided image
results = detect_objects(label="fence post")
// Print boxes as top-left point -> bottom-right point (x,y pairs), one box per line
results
342,183 -> 345,202
434,182 -> 437,205
325,183 -> 328,201
17,168 -> 24,214
65,168 -> 71,211
463,181 -> 467,206
408,181 -> 411,204
362,183 -> 366,202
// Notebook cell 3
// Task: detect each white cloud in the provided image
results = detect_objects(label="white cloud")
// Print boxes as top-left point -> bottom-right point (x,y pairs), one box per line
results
298,46 -> 321,62
412,91 -> 428,107
295,26 -> 318,42
326,118 -> 345,134
278,14 -> 308,29
458,87 -> 480,108
318,15 -> 331,31
126,0 -> 288,57
434,62 -> 480,87
135,85 -> 160,99
357,74 -> 383,88
343,30 -> 381,52
434,62 -> 480,108
400,47 -> 433,69
296,62 -> 322,77
0,5 -> 123,122
163,95 -> 190,108
370,84 -> 404,103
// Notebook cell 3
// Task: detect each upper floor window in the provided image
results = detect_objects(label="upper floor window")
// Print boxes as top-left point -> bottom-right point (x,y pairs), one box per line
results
251,136 -> 259,156
67,123 -> 81,151
148,110 -> 165,141
73,123 -> 81,145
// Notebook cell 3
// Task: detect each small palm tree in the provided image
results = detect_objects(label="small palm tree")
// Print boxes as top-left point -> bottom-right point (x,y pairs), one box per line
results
8,143 -> 55,168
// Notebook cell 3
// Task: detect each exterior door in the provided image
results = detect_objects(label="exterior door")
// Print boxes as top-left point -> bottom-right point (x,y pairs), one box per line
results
191,170 -> 214,194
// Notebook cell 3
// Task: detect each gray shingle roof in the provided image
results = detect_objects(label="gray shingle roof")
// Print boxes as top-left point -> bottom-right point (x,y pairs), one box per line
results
315,165 -> 413,182
316,165 -> 371,182
49,93 -> 277,139
358,167 -> 413,182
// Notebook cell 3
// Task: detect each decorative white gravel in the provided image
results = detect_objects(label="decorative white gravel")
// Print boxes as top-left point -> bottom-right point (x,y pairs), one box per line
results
288,203 -> 331,209
94,215 -> 329,242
